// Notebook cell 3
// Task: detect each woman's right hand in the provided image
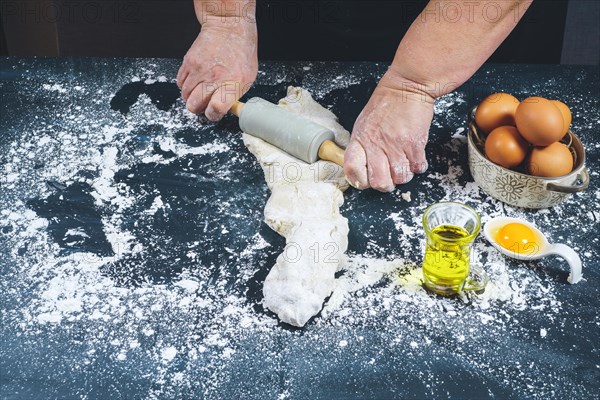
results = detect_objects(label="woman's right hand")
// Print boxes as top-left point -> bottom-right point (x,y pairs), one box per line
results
177,17 -> 258,121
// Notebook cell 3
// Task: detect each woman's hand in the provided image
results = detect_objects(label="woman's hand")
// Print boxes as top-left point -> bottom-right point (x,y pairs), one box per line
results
344,71 -> 434,192
177,17 -> 258,121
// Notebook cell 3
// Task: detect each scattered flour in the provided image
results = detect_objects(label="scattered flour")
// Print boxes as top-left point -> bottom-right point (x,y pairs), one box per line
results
161,346 -> 177,363
43,83 -> 67,93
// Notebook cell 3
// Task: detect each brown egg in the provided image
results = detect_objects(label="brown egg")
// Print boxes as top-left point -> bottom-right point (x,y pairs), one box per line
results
551,100 -> 572,135
475,93 -> 520,133
484,126 -> 529,169
515,97 -> 565,146
528,142 -> 573,177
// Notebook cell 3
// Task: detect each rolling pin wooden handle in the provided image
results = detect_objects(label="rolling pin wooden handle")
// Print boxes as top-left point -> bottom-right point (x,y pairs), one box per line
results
230,101 -> 245,117
318,140 -> 345,167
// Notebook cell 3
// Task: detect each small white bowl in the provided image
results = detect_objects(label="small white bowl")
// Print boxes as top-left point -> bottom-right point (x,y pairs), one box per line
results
467,107 -> 590,209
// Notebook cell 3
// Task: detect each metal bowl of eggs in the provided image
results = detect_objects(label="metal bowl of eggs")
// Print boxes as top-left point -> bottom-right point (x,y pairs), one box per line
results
467,94 -> 589,209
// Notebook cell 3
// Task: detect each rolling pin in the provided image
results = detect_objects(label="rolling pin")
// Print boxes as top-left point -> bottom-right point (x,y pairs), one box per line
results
230,98 -> 345,166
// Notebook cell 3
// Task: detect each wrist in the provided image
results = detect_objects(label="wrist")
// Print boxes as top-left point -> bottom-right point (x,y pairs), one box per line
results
197,0 -> 256,26
201,14 -> 257,37
377,66 -> 437,105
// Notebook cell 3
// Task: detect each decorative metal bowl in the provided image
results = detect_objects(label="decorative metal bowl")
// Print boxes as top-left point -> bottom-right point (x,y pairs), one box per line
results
467,107 -> 590,209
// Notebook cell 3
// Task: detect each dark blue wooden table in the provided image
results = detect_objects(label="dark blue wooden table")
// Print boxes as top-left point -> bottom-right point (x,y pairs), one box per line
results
1,58 -> 598,399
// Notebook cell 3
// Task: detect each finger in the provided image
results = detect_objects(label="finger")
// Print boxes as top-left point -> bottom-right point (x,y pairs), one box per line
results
409,147 -> 428,174
186,82 -> 217,114
365,147 -> 395,192
205,81 -> 244,122
403,136 -> 429,174
343,140 -> 368,189
388,151 -> 415,185
176,65 -> 189,89
181,73 -> 208,102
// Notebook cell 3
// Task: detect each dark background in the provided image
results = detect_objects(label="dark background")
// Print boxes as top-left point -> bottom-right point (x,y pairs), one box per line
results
1,0 -> 599,65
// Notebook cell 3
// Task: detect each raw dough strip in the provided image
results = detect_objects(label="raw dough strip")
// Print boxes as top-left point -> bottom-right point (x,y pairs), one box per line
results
242,87 -> 351,327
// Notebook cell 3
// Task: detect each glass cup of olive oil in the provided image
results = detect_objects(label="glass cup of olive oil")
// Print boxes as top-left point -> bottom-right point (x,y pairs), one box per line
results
422,202 -> 488,296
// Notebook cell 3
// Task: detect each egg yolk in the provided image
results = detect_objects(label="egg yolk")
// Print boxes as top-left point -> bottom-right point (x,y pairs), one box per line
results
496,223 -> 539,255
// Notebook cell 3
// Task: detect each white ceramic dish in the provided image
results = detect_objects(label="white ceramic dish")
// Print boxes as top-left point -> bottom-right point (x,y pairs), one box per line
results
467,107 -> 590,209
483,216 -> 582,284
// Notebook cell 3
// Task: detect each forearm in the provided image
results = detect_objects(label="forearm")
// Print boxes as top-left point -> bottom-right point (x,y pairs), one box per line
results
194,0 -> 256,27
387,0 -> 533,98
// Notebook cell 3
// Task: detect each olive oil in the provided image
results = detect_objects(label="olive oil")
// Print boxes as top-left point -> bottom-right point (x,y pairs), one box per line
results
422,224 -> 471,295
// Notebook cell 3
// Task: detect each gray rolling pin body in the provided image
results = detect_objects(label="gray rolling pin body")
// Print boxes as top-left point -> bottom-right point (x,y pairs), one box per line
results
238,97 -> 335,163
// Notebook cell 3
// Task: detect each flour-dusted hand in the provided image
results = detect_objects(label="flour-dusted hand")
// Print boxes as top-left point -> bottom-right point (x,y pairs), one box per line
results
344,71 -> 433,192
344,0 -> 533,192
177,6 -> 258,121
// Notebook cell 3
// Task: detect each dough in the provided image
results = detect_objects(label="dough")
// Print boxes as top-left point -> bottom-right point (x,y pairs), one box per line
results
242,87 -> 351,327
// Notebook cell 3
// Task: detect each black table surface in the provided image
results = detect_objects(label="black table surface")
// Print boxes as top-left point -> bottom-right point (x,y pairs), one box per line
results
1,57 -> 599,399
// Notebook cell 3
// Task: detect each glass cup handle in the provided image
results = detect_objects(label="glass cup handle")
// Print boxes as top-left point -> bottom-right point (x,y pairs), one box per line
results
462,263 -> 489,292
